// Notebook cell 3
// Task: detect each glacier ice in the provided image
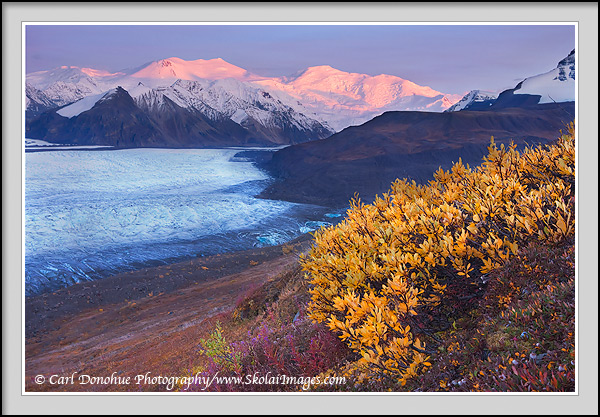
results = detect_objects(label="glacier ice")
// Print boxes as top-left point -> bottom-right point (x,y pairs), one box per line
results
25,148 -> 326,296
299,220 -> 332,234
323,213 -> 342,218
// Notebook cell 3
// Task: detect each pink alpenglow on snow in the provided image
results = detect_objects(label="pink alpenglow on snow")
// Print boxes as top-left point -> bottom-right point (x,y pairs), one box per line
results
256,65 -> 462,130
129,57 -> 264,82
80,68 -> 126,78
26,57 -> 464,131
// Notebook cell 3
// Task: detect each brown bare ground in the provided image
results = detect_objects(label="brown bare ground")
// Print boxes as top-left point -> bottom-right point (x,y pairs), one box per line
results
25,237 -> 312,392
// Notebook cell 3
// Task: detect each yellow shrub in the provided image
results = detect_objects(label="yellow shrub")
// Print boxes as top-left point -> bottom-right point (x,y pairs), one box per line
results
301,123 -> 575,386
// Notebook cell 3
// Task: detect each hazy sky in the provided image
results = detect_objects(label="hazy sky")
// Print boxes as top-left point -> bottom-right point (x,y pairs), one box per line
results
26,24 -> 575,95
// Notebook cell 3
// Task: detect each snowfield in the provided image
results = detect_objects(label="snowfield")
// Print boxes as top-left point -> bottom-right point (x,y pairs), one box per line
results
56,89 -> 116,118
514,67 -> 575,104
514,49 -> 575,104
25,148 -> 328,296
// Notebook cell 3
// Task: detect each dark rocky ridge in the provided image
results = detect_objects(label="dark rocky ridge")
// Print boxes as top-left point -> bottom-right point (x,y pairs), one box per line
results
258,103 -> 575,208
25,86 -> 332,148
140,94 -> 252,147
27,87 -> 165,147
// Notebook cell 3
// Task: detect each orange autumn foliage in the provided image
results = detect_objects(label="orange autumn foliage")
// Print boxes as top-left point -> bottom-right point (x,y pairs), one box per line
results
302,123 -> 575,386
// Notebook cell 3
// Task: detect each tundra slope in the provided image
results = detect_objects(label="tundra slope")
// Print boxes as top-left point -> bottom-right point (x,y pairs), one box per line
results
259,103 -> 575,207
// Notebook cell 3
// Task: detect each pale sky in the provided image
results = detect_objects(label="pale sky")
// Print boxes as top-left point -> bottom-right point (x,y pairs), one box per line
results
26,24 -> 575,95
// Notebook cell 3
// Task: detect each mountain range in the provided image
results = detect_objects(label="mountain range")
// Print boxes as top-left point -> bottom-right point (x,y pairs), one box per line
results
258,49 -> 576,206
25,57 -> 463,147
25,49 -> 576,205
258,102 -> 575,207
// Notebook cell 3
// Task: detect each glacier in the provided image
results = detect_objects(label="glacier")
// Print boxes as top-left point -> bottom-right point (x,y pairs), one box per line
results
25,148 -> 328,296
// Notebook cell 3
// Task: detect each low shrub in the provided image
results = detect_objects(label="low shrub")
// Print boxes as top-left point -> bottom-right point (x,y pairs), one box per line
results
183,311 -> 352,392
301,124 -> 575,388
183,265 -> 354,392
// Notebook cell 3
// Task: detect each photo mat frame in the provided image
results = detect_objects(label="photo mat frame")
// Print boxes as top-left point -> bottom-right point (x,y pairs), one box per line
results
4,2 -> 598,415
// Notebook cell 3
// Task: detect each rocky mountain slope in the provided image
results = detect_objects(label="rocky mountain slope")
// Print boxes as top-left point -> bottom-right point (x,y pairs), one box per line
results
445,90 -> 498,112
259,103 -> 575,207
25,86 -> 284,147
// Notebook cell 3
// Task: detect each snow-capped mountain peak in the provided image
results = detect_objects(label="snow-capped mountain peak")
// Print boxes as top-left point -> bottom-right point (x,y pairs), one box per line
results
513,49 -> 575,104
127,81 -> 153,98
129,57 -> 259,82
292,65 -> 348,80
26,65 -> 123,90
556,49 -> 575,81
80,67 -> 125,78
445,90 -> 498,112
446,49 -> 575,111
255,65 -> 458,130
